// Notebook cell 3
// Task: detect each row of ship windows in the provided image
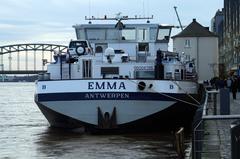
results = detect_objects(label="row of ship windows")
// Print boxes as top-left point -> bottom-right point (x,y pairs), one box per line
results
77,28 -> 170,41
95,43 -> 149,53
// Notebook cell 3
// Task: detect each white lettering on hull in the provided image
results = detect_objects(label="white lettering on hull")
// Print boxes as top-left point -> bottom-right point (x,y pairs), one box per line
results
84,93 -> 130,99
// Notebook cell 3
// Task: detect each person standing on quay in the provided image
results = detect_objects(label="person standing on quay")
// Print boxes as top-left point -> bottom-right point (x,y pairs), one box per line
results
232,77 -> 238,100
226,77 -> 232,91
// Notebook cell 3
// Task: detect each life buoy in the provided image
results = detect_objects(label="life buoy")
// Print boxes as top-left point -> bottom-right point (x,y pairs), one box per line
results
76,45 -> 85,56
138,81 -> 146,90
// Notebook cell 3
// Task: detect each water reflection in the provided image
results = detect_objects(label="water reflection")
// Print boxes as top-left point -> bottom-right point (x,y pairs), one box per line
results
36,127 -> 177,159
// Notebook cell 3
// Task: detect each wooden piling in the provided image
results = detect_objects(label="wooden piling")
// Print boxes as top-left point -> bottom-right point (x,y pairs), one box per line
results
175,127 -> 185,159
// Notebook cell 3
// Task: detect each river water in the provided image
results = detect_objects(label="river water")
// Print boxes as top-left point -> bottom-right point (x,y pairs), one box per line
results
0,83 -> 178,159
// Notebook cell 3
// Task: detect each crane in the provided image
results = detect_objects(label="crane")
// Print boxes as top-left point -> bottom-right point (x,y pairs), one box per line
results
174,6 -> 183,31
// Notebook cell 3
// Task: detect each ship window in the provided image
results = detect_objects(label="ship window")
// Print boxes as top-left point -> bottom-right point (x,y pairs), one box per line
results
95,46 -> 103,53
95,43 -> 108,53
114,50 -> 124,54
174,72 -> 181,80
165,72 -> 172,79
122,29 -> 136,40
106,29 -> 119,40
101,67 -> 119,75
138,43 -> 149,51
77,29 -> 85,39
86,29 -> 105,40
138,29 -> 149,41
69,41 -> 88,48
157,28 -> 170,41
150,27 -> 157,40
135,71 -> 154,79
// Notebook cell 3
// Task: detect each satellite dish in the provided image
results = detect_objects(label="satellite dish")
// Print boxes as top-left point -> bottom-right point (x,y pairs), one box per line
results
104,47 -> 115,57
104,47 -> 115,63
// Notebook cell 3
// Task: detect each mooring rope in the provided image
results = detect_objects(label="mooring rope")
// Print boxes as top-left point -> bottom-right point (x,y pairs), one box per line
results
171,80 -> 200,105
125,78 -> 200,108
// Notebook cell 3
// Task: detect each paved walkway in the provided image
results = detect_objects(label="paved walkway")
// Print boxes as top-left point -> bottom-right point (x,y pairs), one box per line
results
201,90 -> 240,159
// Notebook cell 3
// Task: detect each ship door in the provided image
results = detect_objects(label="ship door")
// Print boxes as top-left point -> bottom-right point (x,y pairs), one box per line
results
137,43 -> 149,62
82,59 -> 92,78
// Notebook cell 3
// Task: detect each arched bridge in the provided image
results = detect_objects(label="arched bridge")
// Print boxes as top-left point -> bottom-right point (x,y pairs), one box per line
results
0,43 -> 68,74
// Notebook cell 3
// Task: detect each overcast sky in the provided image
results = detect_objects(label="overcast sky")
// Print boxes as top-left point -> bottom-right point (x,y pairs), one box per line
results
0,0 -> 223,46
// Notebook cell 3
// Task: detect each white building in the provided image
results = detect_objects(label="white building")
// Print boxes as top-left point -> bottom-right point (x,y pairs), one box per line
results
172,19 -> 219,82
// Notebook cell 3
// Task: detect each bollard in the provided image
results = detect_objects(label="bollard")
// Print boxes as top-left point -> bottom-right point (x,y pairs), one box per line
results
220,88 -> 230,115
231,120 -> 240,159
213,93 -> 217,115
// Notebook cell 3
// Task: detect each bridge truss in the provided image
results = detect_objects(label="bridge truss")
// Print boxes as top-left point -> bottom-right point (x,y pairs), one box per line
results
0,43 -> 68,74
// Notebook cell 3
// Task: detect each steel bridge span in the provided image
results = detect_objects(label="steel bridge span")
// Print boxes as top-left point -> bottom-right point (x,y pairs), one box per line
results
0,43 -> 68,74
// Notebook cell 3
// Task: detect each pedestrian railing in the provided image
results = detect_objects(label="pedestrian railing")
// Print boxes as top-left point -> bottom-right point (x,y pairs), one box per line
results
192,88 -> 240,159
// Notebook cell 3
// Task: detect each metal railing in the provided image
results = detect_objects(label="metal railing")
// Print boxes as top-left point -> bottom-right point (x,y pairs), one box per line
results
192,88 -> 240,159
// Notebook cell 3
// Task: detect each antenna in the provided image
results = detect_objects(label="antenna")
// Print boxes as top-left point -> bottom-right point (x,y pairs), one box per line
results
142,0 -> 145,17
85,14 -> 154,29
88,0 -> 92,24
174,6 -> 183,31
85,14 -> 153,21
147,0 -> 149,17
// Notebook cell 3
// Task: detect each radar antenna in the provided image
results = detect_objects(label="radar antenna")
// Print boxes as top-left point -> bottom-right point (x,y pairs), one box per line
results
85,13 -> 153,29
85,14 -> 153,21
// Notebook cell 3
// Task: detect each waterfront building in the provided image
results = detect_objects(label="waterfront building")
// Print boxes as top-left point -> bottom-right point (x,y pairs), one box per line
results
221,0 -> 240,75
211,9 -> 224,77
172,19 -> 219,82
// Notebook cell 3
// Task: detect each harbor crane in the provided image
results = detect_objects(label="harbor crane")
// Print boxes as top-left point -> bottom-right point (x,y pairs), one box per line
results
174,6 -> 183,31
